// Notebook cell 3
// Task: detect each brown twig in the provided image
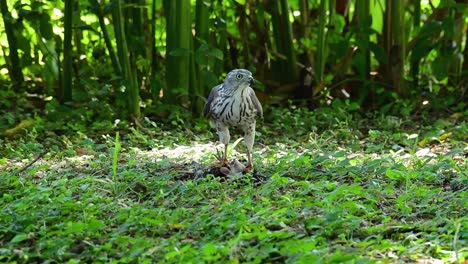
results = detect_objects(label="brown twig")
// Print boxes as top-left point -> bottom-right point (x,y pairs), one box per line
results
15,150 -> 48,176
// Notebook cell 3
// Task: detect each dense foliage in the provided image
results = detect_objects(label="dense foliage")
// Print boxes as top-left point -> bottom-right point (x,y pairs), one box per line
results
0,0 -> 466,120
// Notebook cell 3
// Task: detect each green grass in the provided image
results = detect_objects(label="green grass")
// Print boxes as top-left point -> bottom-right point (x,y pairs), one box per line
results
0,105 -> 467,263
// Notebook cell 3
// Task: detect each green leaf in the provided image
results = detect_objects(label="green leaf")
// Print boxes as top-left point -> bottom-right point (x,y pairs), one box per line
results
168,48 -> 190,57
18,9 -> 42,21
195,44 -> 210,65
88,219 -> 105,231
369,42 -> 388,64
385,169 -> 403,180
65,221 -> 86,234
74,23 -> 99,34
441,17 -> 454,38
431,55 -> 450,81
418,21 -> 442,39
202,243 -> 217,255
40,14 -> 54,40
209,48 -> 224,60
200,70 -> 219,88
410,39 -> 433,62
11,234 -> 28,243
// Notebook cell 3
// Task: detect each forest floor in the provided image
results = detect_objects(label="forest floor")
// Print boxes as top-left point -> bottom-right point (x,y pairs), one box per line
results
0,105 -> 467,263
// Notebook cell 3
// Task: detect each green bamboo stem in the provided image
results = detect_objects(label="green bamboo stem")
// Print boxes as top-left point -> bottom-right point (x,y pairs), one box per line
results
316,0 -> 328,83
195,0 -> 210,45
151,0 -> 157,77
279,0 -> 297,82
299,0 -> 312,66
410,0 -> 421,88
463,27 -> 468,76
128,0 -> 146,58
214,0 -> 228,73
0,0 -> 24,86
356,0 -> 370,82
62,0 -> 73,102
189,36 -> 200,114
270,0 -> 297,83
195,0 -> 210,107
451,3 -> 465,84
113,0 -> 141,118
73,0 -> 83,56
165,0 -> 191,103
391,0 -> 406,95
90,0 -> 122,76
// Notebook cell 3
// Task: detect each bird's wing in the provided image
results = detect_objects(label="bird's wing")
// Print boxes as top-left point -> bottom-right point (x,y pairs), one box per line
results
249,88 -> 263,119
203,84 -> 222,117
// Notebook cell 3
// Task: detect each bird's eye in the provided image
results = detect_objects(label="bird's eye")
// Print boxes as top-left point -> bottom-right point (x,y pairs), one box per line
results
236,74 -> 243,80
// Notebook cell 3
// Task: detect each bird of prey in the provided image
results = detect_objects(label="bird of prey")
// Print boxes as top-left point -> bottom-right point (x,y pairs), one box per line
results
204,69 -> 263,171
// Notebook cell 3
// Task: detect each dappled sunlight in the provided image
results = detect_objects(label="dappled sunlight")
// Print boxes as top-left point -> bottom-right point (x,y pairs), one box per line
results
134,141 -> 220,163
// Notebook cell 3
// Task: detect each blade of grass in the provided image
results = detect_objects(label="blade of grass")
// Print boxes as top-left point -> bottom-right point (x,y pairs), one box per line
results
112,132 -> 121,195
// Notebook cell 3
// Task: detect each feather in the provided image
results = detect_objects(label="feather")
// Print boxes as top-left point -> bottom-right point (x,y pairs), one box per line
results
249,88 -> 263,118
203,84 -> 222,117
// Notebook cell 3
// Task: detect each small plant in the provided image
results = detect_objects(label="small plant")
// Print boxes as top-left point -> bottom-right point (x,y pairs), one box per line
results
112,132 -> 121,195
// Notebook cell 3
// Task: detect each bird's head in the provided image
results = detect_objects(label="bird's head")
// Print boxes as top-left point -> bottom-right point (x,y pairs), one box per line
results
223,69 -> 255,91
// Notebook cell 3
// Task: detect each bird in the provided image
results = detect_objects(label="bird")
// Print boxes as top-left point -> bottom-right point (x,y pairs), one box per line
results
204,69 -> 263,172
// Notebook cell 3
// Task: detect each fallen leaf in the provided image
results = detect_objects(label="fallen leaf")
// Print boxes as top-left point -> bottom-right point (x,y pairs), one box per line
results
168,223 -> 185,229
75,147 -> 96,156
449,112 -> 463,119
438,132 -> 452,141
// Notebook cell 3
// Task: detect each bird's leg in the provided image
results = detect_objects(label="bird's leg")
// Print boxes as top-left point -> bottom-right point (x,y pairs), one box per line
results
244,149 -> 253,172
223,144 -> 228,162
214,146 -> 229,168
243,123 -> 256,172
214,124 -> 230,167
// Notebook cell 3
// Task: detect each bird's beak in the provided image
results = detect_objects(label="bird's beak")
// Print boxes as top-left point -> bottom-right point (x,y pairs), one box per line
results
249,77 -> 255,86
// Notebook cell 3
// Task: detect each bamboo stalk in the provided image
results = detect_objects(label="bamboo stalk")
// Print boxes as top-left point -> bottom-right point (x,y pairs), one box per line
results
463,27 -> 468,75
356,0 -> 370,82
194,0 -> 211,114
410,0 -> 421,88
189,36 -> 200,114
151,0 -> 157,78
450,3 -> 465,85
195,0 -> 210,44
73,0 -> 83,56
214,0 -> 228,72
316,0 -> 328,83
62,0 -> 73,102
391,0 -> 406,95
299,0 -> 312,66
113,1 -> 125,72
90,0 -> 122,76
270,0 -> 298,83
113,0 -> 141,118
0,0 -> 24,86
129,0 -> 146,58
165,0 -> 191,103
463,27 -> 468,99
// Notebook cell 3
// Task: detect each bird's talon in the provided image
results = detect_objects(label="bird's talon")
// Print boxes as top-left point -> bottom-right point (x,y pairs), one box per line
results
214,158 -> 230,168
214,149 -> 223,161
243,163 -> 253,173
